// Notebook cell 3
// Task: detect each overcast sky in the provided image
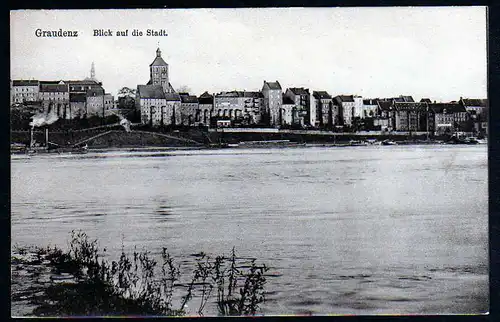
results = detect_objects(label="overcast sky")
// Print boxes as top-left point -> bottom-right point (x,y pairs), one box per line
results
11,7 -> 487,102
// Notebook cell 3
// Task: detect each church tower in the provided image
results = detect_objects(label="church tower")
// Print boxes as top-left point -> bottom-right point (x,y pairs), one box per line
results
149,47 -> 171,93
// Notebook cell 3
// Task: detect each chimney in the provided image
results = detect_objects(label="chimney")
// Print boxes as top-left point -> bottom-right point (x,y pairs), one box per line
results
45,128 -> 49,147
30,127 -> 34,149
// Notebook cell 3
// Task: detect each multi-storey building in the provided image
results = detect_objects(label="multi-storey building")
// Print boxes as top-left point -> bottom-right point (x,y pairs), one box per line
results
86,87 -> 106,117
165,93 -> 182,126
429,103 -> 456,134
69,93 -> 87,119
375,100 -> 394,131
179,93 -> 199,126
137,85 -> 167,126
333,95 -> 355,126
262,81 -> 283,127
104,93 -> 114,113
459,98 -> 488,134
312,91 -> 334,128
362,99 -> 379,118
39,81 -> 70,118
198,92 -> 214,126
452,103 -> 469,127
11,80 -> 40,105
280,96 -> 295,126
459,98 -> 487,115
353,95 -> 364,119
213,91 -> 263,125
393,102 -> 428,132
285,88 -> 311,126
243,91 -> 263,125
214,91 -> 245,121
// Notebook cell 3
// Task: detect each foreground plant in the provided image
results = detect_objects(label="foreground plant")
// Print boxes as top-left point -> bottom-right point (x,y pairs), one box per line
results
12,230 -> 270,317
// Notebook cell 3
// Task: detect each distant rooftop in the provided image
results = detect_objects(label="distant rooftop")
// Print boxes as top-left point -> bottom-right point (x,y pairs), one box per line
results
429,103 -> 466,113
180,95 -> 199,103
288,87 -> 310,96
460,98 -> 487,107
12,80 -> 39,86
334,95 -> 354,102
263,81 -> 282,90
393,102 -> 427,111
40,84 -> 68,92
313,91 -> 332,100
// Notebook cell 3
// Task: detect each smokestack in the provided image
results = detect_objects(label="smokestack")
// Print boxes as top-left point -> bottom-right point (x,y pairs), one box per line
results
45,128 -> 49,147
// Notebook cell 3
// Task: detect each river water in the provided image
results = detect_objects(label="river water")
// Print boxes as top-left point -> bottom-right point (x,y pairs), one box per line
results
11,145 -> 488,315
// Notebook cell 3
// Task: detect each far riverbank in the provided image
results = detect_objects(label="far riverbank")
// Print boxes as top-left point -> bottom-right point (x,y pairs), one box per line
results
11,127 -> 484,151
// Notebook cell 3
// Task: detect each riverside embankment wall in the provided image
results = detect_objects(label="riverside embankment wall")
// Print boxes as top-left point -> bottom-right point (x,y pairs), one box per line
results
11,128 -> 443,148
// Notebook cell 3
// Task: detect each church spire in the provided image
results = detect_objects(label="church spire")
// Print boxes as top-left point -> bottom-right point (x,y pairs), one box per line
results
90,62 -> 96,80
156,47 -> 161,57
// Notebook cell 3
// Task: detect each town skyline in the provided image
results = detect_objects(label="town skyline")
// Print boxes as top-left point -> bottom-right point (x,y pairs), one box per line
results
11,7 -> 487,102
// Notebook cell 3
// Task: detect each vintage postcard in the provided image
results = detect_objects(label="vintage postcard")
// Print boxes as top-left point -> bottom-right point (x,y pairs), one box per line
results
10,8 -> 488,317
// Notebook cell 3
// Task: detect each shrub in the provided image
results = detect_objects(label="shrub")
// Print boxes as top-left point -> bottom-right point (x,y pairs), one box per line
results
23,230 -> 270,317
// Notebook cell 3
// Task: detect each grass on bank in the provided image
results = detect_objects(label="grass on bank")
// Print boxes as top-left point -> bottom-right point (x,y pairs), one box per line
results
12,230 -> 269,317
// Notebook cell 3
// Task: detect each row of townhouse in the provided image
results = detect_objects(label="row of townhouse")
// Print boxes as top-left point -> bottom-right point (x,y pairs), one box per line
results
10,78 -> 115,119
363,97 -> 487,134
135,48 -> 488,133
137,82 -> 487,135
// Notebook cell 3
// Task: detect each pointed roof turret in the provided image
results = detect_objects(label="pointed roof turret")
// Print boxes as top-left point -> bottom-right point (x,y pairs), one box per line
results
150,47 -> 168,67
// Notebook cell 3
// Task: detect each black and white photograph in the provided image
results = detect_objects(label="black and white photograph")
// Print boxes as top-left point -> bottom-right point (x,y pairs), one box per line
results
10,7 -> 488,316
